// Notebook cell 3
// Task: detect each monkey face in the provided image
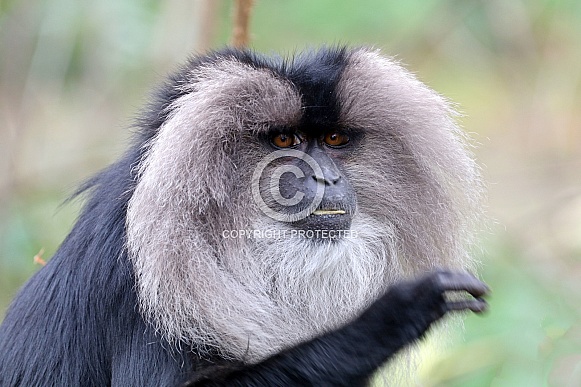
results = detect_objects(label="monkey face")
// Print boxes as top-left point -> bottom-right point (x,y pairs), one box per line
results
253,128 -> 360,233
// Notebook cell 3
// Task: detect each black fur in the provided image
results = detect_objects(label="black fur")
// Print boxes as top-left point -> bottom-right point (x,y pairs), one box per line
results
0,47 -> 487,386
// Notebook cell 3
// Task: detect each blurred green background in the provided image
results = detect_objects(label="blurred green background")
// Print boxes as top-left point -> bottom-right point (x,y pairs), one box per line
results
1,0 -> 580,385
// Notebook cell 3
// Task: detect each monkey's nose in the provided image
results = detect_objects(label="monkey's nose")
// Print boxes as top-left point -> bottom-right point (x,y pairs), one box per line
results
312,173 -> 341,186
312,161 -> 342,186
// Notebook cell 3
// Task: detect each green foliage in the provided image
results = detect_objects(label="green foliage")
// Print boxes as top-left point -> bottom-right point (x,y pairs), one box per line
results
423,237 -> 581,386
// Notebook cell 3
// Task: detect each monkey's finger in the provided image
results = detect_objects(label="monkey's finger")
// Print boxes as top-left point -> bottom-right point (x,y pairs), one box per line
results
437,271 -> 490,298
446,298 -> 488,314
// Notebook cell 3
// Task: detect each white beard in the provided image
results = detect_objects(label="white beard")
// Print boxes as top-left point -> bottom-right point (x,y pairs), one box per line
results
129,204 -> 465,366
184,213 -> 406,361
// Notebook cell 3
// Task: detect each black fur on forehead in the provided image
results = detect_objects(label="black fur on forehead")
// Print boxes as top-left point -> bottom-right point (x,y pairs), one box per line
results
278,47 -> 348,129
139,46 -> 349,140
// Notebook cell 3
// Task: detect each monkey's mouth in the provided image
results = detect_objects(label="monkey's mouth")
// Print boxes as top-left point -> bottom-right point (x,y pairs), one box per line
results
295,208 -> 352,235
311,209 -> 346,216
288,201 -> 354,234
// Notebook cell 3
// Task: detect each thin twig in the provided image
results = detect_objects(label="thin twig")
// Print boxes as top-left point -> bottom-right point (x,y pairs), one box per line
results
232,0 -> 254,48
33,248 -> 46,266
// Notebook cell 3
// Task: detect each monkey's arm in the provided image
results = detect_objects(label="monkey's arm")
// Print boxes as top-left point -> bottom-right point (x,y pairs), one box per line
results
187,271 -> 489,387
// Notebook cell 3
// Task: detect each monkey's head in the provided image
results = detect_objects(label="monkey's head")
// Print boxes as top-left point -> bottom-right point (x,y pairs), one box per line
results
126,47 -> 483,361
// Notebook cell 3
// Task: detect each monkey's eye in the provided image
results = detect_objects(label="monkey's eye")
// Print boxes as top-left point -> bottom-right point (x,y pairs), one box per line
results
324,133 -> 349,147
271,133 -> 301,148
